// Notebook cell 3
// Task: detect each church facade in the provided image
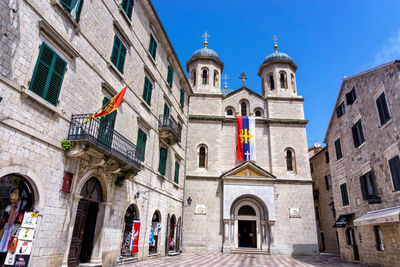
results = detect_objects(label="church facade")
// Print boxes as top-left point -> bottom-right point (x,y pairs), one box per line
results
182,40 -> 319,255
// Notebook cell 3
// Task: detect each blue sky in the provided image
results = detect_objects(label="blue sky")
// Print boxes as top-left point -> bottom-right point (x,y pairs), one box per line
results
152,0 -> 400,146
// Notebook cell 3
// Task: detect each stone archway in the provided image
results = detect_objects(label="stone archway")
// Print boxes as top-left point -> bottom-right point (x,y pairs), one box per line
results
224,195 -> 271,252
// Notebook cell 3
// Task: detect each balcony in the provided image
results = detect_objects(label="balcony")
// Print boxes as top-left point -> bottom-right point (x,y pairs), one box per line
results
158,114 -> 182,145
66,114 -> 142,172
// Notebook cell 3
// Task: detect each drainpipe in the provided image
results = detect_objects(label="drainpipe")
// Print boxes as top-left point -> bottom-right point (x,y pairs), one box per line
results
180,95 -> 190,253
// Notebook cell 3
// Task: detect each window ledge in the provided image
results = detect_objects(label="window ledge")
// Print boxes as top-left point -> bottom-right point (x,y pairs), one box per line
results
139,98 -> 152,112
165,80 -> 173,90
50,0 -> 80,32
118,5 -> 133,28
379,118 -> 392,129
107,61 -> 124,81
357,142 -> 366,150
20,86 -> 61,117
173,182 -> 180,189
147,51 -> 157,66
336,157 -> 344,163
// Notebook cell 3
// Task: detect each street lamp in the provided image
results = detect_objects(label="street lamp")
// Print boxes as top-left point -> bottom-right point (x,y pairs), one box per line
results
187,196 -> 192,206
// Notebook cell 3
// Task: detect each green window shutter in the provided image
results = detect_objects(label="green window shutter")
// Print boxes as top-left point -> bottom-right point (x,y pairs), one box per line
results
111,35 -> 126,73
60,0 -> 76,11
158,147 -> 168,175
163,103 -> 170,117
98,97 -> 116,147
75,0 -> 84,22
122,0 -> 134,19
136,128 -> 147,161
117,44 -> 126,73
180,89 -> 185,107
178,122 -> 182,140
30,43 -> 66,106
149,34 -> 157,59
174,161 -> 180,184
142,76 -> 152,105
167,65 -> 174,87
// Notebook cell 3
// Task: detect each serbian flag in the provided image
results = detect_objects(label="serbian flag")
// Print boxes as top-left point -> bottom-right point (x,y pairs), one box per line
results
236,116 -> 256,160
86,82 -> 131,122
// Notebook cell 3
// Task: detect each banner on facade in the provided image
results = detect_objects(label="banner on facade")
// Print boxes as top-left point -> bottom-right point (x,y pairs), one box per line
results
236,116 -> 256,160
131,220 -> 140,253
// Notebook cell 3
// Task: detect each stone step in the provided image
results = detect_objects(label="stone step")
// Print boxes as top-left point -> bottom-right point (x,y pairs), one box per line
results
168,251 -> 180,256
230,248 -> 269,255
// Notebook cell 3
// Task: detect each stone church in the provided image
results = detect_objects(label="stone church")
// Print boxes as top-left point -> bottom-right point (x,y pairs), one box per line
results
183,39 -> 319,255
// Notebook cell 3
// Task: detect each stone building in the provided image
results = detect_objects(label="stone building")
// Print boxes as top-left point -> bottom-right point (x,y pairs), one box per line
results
0,0 -> 191,266
324,61 -> 400,266
309,144 -> 339,254
182,40 -> 318,255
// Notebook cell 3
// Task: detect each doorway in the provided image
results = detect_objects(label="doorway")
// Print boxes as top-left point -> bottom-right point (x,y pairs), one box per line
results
68,177 -> 103,267
238,220 -> 257,248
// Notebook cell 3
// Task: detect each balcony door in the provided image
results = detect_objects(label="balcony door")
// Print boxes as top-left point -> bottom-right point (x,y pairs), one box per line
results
98,96 -> 116,147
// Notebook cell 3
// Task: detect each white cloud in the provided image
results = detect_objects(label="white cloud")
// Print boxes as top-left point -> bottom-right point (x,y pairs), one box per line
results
372,30 -> 400,66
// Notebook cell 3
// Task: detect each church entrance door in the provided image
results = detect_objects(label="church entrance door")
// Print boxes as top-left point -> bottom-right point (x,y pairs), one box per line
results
238,220 -> 257,248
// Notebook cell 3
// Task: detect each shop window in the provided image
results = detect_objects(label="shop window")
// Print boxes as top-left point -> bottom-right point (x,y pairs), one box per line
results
120,204 -> 139,257
0,174 -> 36,266
149,211 -> 161,254
374,225 -> 384,251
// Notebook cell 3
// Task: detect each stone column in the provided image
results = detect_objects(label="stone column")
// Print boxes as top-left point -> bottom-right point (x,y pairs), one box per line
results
222,219 -> 230,252
260,220 -> 268,251
89,202 -> 112,265
229,219 -> 235,243
268,220 -> 275,253
61,194 -> 83,267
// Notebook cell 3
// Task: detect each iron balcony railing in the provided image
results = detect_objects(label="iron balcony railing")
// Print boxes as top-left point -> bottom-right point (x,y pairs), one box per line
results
67,114 -> 142,170
158,114 -> 182,141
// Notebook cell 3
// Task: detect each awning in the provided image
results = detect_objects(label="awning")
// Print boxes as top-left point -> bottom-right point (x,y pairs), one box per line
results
354,206 -> 400,226
333,214 -> 353,228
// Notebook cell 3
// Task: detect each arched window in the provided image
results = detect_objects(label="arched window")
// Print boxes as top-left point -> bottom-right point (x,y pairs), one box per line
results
285,148 -> 296,173
227,109 -> 233,116
198,145 -> 208,168
291,73 -> 296,93
255,110 -> 262,117
280,71 -> 287,89
202,68 -> 208,85
241,102 -> 247,116
268,73 -> 275,90
121,204 -> 139,257
190,69 -> 196,86
213,70 -> 219,88
238,205 -> 256,216
149,210 -> 161,254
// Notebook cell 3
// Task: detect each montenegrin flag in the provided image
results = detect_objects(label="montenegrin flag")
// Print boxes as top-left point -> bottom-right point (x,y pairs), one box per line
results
236,116 -> 256,161
86,82 -> 131,122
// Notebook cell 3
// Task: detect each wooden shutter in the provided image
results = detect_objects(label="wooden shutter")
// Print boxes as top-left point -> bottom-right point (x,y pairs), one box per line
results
351,124 -> 359,147
30,43 -> 66,106
136,129 -> 147,161
335,139 -> 342,160
75,0 -> 84,22
163,103 -> 170,117
117,44 -> 127,73
127,0 -> 134,19
389,156 -> 400,191
180,89 -> 185,107
174,161 -> 180,184
376,93 -> 390,125
167,66 -> 174,87
149,34 -> 157,59
158,147 -> 167,175
60,0 -> 76,10
359,175 -> 368,200
111,35 -> 120,67
142,77 -> 152,105
340,183 -> 348,206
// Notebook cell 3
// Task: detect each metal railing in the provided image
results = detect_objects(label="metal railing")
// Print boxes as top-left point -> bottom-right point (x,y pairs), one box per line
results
67,114 -> 142,169
158,114 -> 182,141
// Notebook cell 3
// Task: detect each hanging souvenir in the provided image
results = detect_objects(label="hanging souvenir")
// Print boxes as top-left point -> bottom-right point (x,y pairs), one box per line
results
18,228 -> 34,241
13,254 -> 30,267
4,251 -> 16,265
7,236 -> 18,252
21,212 -> 38,229
15,240 -> 32,255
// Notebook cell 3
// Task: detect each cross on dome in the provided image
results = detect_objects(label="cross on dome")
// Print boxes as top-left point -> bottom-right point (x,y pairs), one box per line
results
202,31 -> 210,48
222,73 -> 229,89
272,35 -> 279,52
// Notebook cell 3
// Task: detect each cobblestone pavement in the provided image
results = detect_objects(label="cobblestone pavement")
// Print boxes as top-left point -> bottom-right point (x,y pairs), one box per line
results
127,252 -> 370,267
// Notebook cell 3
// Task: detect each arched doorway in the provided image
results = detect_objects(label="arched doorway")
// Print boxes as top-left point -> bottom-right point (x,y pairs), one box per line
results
120,204 -> 139,258
149,210 -> 161,255
68,177 -> 103,266
230,196 -> 269,251
0,174 -> 36,265
168,215 -> 176,252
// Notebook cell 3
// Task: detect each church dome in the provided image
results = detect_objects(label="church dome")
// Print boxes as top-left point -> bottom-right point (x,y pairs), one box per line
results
191,47 -> 219,59
262,51 -> 292,64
